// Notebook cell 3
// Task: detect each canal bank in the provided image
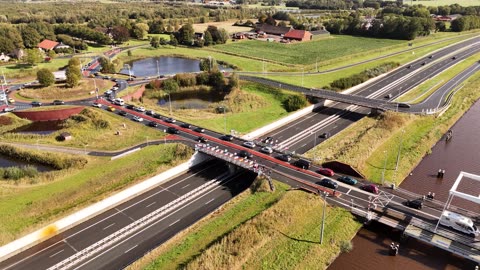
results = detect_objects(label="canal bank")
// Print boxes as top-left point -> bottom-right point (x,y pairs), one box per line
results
329,99 -> 480,269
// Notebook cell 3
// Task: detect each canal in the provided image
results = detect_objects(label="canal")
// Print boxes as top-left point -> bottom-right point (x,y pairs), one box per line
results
329,99 -> 480,270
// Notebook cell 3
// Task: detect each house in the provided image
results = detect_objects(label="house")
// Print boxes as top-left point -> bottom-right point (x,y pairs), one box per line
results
311,29 -> 331,37
55,42 -> 70,50
283,30 -> 312,42
38,39 -> 60,51
0,53 -> 10,62
435,16 -> 452,22
256,24 -> 292,36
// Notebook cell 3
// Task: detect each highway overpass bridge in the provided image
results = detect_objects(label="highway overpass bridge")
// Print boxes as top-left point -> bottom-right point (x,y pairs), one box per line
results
197,144 -> 480,264
240,75 -> 402,111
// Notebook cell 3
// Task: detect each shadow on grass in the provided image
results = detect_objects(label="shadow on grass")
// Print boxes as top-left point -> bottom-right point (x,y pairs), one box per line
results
277,230 -> 320,244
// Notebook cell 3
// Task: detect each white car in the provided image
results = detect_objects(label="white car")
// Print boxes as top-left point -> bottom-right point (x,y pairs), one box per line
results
135,106 -> 146,112
260,146 -> 273,154
104,90 -> 113,95
112,86 -> 119,91
3,106 -> 15,112
92,102 -> 102,108
243,141 -> 256,149
132,116 -> 144,122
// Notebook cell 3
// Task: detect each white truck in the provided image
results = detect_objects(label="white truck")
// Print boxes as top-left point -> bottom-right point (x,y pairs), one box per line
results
113,98 -> 124,106
439,210 -> 480,237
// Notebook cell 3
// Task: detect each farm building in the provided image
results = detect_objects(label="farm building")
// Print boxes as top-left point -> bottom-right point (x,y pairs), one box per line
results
256,24 -> 292,36
283,30 -> 312,42
38,39 -> 70,52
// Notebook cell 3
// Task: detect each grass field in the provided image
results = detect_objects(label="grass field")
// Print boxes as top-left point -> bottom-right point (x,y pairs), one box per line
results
0,144 -> 192,244
411,0 -> 480,6
0,108 -> 165,151
2,58 -> 69,78
192,20 -> 254,34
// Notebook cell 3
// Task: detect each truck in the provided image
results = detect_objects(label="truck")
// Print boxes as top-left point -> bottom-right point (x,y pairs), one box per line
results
439,210 -> 480,237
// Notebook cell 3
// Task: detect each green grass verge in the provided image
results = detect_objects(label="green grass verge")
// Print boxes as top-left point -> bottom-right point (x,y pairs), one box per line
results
413,0 -> 479,6
0,108 -> 165,151
130,180 -> 290,270
182,189 -> 361,270
305,69 -> 480,185
0,144 -> 192,244
2,58 -> 69,78
397,51 -> 480,103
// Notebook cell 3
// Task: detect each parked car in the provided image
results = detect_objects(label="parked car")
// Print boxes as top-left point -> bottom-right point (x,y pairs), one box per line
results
238,150 -> 253,159
221,134 -> 234,141
318,168 -> 334,177
294,159 -> 311,169
405,199 -> 423,210
167,127 -> 179,134
31,101 -> 42,107
148,121 -> 158,127
194,127 -> 205,133
92,102 -> 102,108
337,175 -> 358,185
197,136 -> 208,143
103,75 -> 111,80
165,117 -> 176,123
276,154 -> 292,162
180,123 -> 192,129
243,141 -> 256,148
260,146 -> 273,154
134,106 -> 146,112
360,184 -> 379,194
107,106 -> 115,112
132,116 -> 144,122
118,110 -> 128,116
318,178 -> 338,190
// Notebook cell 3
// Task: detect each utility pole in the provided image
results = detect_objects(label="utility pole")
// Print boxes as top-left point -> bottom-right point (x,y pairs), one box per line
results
1,69 -> 8,106
320,191 -> 328,244
156,59 -> 160,78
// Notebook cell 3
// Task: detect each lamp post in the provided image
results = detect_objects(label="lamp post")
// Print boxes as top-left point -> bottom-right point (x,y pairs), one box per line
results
219,106 -> 227,134
156,59 -> 160,78
1,69 -> 8,106
320,191 -> 328,244
125,64 -> 132,81
302,68 -> 304,87
168,92 -> 172,116
382,150 -> 388,186
395,130 -> 405,170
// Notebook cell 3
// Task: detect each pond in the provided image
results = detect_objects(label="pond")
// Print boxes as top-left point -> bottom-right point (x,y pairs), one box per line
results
119,56 -> 232,78
0,155 -> 53,172
12,120 -> 64,135
157,89 -> 225,110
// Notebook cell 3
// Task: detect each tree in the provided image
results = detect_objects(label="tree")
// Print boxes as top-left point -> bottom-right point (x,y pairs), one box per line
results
150,36 -> 160,48
228,73 -> 239,90
47,50 -> 57,59
65,57 -> 82,88
20,26 -> 41,48
169,34 -> 178,47
204,30 -> 213,46
98,57 -> 115,73
283,95 -> 308,112
24,49 -> 43,66
178,23 -> 194,45
133,23 -> 149,40
0,24 -> 23,54
112,26 -> 130,43
163,79 -> 179,94
37,68 -> 55,87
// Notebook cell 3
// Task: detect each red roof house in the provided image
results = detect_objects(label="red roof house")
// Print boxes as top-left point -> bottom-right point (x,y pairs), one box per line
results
283,30 -> 312,42
38,39 -> 60,51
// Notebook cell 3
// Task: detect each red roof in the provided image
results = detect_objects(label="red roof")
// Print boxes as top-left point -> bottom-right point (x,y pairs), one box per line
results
284,30 -> 310,40
38,39 -> 59,50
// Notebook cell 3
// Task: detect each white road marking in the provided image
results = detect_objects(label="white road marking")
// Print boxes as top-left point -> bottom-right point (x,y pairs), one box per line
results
49,249 -> 64,258
205,198 -> 214,205
124,245 -> 137,254
181,184 -> 190,189
103,223 -> 115,230
169,219 -> 180,227
146,202 -> 156,208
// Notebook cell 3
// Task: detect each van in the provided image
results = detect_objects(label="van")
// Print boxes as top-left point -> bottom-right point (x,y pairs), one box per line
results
294,159 -> 311,170
113,98 -> 124,106
439,210 -> 480,237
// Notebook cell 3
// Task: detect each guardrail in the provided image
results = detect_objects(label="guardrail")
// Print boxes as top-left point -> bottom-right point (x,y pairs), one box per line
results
47,175 -> 227,270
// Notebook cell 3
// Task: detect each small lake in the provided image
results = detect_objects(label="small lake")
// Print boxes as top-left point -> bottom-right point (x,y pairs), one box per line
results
119,56 -> 232,77
0,155 -> 53,172
157,89 -> 225,110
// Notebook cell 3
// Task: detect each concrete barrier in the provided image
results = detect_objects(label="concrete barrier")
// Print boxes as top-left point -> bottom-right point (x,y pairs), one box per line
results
0,151 -> 212,262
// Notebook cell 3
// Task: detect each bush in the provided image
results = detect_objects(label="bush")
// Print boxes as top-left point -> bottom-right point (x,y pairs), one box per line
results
37,68 -> 55,87
1,165 -> 38,180
339,240 -> 353,253
174,73 -> 197,87
330,62 -> 400,91
282,94 -> 308,112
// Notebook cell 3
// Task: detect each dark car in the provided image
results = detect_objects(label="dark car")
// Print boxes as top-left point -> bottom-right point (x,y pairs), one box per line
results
406,65 -> 412,69
263,136 -> 274,144
221,134 -> 234,141
197,136 -> 208,143
167,127 -> 179,134
452,56 -> 457,60
145,110 -> 155,116
384,93 -> 392,99
318,168 -> 334,177
194,127 -> 205,133
294,159 -> 311,169
360,184 -> 379,194
31,101 -> 42,107
428,55 -> 433,59
276,154 -> 292,162
337,175 -> 358,185
125,104 -> 135,110
398,103 -> 411,108
180,123 -> 192,129
405,199 -> 423,210
238,150 -> 253,159
318,178 -> 338,190
52,100 -> 65,105
118,110 -> 128,116
319,132 -> 330,139
153,113 -> 162,119
148,121 -> 158,127
421,62 -> 426,66
165,117 -> 176,123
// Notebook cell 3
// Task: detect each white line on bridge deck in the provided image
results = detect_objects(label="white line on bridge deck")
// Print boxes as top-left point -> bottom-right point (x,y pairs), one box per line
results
49,249 -> 64,258
103,223 -> 115,230
146,202 -> 156,208
205,198 -> 215,205
124,245 -> 138,254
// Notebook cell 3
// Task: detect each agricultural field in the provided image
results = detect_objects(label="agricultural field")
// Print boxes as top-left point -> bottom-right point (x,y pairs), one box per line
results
411,0 -> 480,6
192,20 -> 254,34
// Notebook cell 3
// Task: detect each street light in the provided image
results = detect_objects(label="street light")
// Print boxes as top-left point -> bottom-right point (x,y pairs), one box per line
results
156,59 -> 160,78
381,150 -> 388,186
219,106 -> 227,134
125,64 -> 132,81
320,191 -> 328,244
168,92 -> 172,116
1,69 -> 8,106
302,68 -> 304,87
395,130 -> 405,170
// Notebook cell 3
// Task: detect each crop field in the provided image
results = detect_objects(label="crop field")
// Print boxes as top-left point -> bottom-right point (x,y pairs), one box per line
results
210,35 -> 405,65
411,0 -> 480,6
